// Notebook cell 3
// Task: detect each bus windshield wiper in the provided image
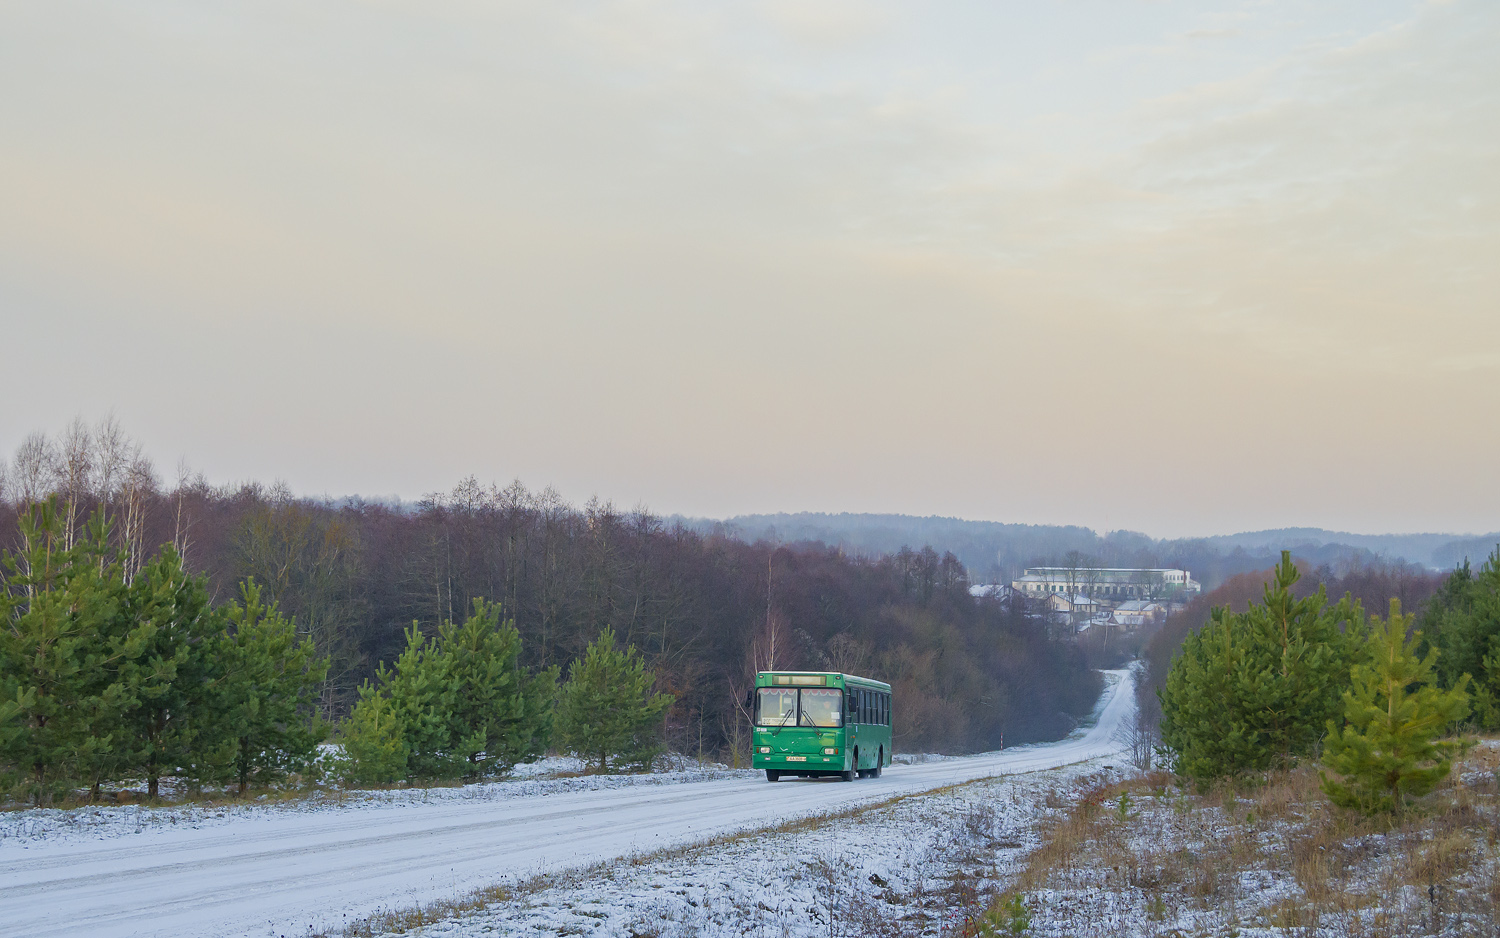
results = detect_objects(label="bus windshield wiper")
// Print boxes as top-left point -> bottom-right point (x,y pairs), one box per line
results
770,706 -> 795,736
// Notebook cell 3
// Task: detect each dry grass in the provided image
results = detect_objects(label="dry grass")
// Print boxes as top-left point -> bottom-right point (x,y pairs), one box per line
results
999,739 -> 1500,937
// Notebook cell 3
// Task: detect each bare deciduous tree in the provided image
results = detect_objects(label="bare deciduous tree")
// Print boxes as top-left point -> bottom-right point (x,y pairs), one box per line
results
822,632 -> 872,675
170,457 -> 201,566
56,417 -> 96,549
11,431 -> 59,506
1114,706 -> 1160,771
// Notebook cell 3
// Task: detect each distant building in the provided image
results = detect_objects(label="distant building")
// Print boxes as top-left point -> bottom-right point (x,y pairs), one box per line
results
1111,600 -> 1165,628
1047,593 -> 1103,617
1011,566 -> 1200,601
968,584 -> 1012,601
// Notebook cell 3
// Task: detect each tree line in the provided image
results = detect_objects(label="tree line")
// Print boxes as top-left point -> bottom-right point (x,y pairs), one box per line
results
0,498 -> 684,803
1140,555 -> 1446,716
338,608 -> 672,785
1153,548 -> 1497,815
705,512 -> 1469,590
0,501 -> 325,804
0,419 -> 1103,799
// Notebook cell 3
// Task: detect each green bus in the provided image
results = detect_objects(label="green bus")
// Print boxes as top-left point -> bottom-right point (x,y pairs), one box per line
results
752,671 -> 892,782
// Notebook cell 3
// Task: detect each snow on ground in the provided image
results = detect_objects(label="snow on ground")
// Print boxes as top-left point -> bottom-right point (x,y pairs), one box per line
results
0,670 -> 1134,938
1012,757 -> 1500,937
383,735 -> 1500,938
383,761 -> 1128,938
0,756 -> 752,848
889,752 -> 961,766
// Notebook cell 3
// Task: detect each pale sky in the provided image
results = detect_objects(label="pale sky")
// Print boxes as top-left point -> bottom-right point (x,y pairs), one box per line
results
2,1 -> 1496,538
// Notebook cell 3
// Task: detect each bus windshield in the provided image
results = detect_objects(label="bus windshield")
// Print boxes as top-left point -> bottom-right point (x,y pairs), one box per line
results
756,688 -> 797,727
798,688 -> 843,727
755,687 -> 845,728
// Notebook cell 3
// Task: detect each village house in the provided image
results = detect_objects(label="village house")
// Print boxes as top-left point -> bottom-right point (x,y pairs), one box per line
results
1047,593 -> 1104,619
1111,600 -> 1165,628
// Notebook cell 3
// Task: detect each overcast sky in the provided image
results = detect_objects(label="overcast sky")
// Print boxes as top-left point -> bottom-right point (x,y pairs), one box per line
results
2,1 -> 1496,538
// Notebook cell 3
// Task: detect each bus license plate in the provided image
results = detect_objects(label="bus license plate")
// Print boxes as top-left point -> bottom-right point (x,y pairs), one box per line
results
786,756 -> 807,762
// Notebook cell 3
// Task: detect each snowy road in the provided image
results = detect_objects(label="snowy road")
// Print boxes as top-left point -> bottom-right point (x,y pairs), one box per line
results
1,669 -> 1133,938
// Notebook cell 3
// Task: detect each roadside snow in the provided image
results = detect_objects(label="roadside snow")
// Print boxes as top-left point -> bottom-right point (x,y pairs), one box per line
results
384,762 -> 1127,938
890,752 -> 961,765
0,756 -> 752,848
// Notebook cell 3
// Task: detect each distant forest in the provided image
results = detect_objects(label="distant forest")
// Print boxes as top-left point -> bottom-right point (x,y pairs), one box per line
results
703,513 -> 1500,588
0,420 -> 1101,758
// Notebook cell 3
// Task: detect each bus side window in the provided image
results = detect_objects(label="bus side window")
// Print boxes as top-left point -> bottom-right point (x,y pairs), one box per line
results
862,690 -> 869,725
885,693 -> 890,726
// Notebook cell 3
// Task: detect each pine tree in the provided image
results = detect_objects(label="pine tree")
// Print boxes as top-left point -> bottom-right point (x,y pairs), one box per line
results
1418,547 -> 1500,728
436,600 -> 555,777
115,546 -> 224,798
1156,607 -> 1266,778
1244,554 -> 1361,760
340,683 -> 409,785
556,627 -> 674,773
376,622 -> 465,780
337,601 -> 554,784
1321,600 -> 1471,815
0,688 -> 26,760
0,502 -> 147,805
214,580 -> 329,794
1160,552 -> 1362,780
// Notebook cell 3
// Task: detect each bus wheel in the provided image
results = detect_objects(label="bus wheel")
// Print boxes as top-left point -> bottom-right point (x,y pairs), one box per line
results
766,770 -> 780,782
872,748 -> 883,778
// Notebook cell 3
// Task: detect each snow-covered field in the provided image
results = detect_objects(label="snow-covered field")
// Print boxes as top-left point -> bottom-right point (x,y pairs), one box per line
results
0,670 -> 1133,938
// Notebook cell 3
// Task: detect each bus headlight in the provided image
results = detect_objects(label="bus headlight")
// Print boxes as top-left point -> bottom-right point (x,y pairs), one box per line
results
758,746 -> 770,753
823,747 -> 838,755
